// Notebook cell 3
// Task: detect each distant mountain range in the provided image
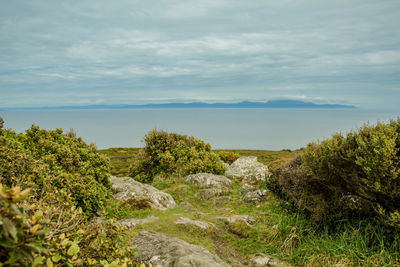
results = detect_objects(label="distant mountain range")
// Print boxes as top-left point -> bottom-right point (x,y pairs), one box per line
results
4,100 -> 356,110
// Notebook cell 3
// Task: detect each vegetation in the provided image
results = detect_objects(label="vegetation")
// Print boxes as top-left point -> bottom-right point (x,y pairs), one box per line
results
274,119 -> 400,228
0,119 -> 137,266
2,117 -> 400,266
129,130 -> 226,183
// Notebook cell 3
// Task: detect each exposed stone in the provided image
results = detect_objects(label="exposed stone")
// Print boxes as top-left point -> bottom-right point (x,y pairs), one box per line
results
249,253 -> 292,267
115,216 -> 159,228
198,188 -> 223,200
238,183 -> 258,195
185,173 -> 232,189
221,160 -> 230,168
216,215 -> 256,226
180,201 -> 195,212
110,176 -> 176,210
131,231 -> 230,267
242,189 -> 269,204
225,157 -> 269,183
174,217 -> 214,230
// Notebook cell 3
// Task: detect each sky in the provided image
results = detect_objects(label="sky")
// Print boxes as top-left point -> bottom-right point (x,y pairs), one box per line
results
1,0 -> 400,109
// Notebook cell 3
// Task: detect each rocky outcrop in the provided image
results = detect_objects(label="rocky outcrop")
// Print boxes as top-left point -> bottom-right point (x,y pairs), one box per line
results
216,215 -> 256,226
110,176 -> 176,210
174,217 -> 214,230
198,188 -> 223,200
115,216 -> 159,228
185,173 -> 232,189
242,189 -> 269,204
249,253 -> 292,267
238,183 -> 258,195
131,231 -> 230,267
225,157 -> 269,183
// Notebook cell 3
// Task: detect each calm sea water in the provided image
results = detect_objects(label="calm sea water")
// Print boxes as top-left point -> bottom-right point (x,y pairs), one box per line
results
1,109 -> 399,150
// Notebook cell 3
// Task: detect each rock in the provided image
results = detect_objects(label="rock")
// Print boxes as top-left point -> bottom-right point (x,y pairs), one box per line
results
216,215 -> 256,226
249,253 -> 292,267
174,217 -> 214,230
198,188 -> 223,200
238,183 -> 258,195
242,189 -> 269,204
110,176 -> 177,210
221,160 -> 230,168
115,216 -> 159,228
185,173 -> 232,189
180,201 -> 195,212
131,231 -> 230,267
225,157 -> 269,183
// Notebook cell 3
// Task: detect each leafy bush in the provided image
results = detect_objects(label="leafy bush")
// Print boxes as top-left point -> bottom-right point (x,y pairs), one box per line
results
0,123 -> 111,214
217,151 -> 240,164
274,119 -> 400,226
130,130 -> 226,183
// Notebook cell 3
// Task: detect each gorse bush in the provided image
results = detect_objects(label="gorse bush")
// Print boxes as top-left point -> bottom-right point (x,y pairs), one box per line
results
274,118 -> 400,226
217,151 -> 240,165
0,124 -> 111,214
130,130 -> 226,183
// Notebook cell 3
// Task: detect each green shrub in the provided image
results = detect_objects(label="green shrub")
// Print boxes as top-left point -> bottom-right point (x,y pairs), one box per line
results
0,123 -> 111,214
130,130 -> 226,183
217,151 -> 240,164
274,119 -> 400,226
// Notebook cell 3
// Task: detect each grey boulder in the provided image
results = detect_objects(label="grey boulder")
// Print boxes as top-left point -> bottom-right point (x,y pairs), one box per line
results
131,231 -> 230,267
174,217 -> 214,230
238,183 -> 258,195
115,216 -> 159,228
198,188 -> 223,201
185,173 -> 232,189
225,157 -> 269,183
242,189 -> 269,204
110,176 -> 177,210
216,215 -> 256,226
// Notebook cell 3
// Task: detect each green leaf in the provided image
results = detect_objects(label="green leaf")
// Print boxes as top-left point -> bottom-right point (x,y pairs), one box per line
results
46,258 -> 54,267
52,254 -> 62,263
2,217 -> 17,240
67,243 -> 80,256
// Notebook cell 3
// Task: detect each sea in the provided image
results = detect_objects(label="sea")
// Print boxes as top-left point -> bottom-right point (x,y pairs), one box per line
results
1,108 -> 399,150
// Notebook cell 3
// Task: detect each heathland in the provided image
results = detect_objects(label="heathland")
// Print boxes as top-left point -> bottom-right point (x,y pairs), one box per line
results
1,116 -> 400,266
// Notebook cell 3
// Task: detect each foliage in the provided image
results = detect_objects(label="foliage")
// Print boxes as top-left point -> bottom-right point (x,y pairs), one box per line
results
0,123 -> 111,214
274,119 -> 400,226
130,130 -> 226,183
217,151 -> 239,164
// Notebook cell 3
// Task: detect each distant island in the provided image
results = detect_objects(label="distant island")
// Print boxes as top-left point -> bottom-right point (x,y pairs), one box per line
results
3,100 -> 356,110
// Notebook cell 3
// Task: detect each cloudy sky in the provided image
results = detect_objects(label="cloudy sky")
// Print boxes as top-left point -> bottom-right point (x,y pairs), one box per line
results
1,0 -> 400,109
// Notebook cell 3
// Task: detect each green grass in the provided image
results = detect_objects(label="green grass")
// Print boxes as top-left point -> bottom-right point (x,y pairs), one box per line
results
100,147 -> 400,266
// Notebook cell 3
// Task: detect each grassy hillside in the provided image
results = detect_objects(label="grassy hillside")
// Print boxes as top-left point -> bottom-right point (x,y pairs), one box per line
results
99,147 -> 303,177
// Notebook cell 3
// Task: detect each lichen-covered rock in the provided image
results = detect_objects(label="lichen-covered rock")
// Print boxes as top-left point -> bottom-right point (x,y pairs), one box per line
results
174,217 -> 214,230
185,173 -> 233,189
110,176 -> 176,210
198,188 -> 223,201
238,183 -> 258,195
242,189 -> 269,204
225,157 -> 269,183
131,231 -> 230,267
213,196 -> 232,206
115,216 -> 159,228
216,215 -> 256,226
249,253 -> 292,267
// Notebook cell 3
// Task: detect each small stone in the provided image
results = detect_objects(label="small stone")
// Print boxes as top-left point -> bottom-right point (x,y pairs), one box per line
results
185,173 -> 233,189
249,253 -> 292,267
198,188 -> 223,200
174,217 -> 214,230
216,215 -> 256,226
242,189 -> 269,204
115,216 -> 159,228
238,183 -> 258,195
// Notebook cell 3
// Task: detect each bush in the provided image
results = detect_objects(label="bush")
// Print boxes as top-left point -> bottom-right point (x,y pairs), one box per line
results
217,151 -> 240,164
0,123 -> 111,214
130,130 -> 226,183
274,119 -> 400,226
